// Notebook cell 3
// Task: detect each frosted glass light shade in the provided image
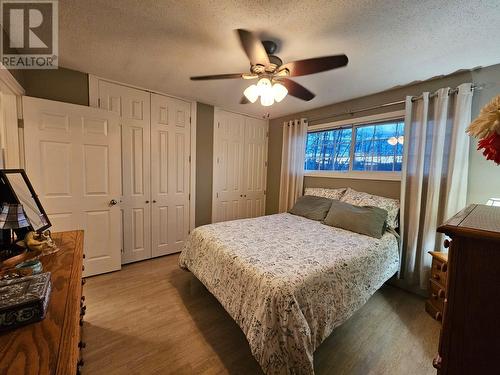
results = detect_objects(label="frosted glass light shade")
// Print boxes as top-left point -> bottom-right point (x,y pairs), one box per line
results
243,84 -> 259,103
272,83 -> 288,102
397,136 -> 404,144
258,78 -> 274,106
486,198 -> 500,206
387,137 -> 398,146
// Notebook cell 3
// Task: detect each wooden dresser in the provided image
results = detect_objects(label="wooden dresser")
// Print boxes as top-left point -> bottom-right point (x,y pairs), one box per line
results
0,231 -> 86,375
433,205 -> 500,374
426,251 -> 448,322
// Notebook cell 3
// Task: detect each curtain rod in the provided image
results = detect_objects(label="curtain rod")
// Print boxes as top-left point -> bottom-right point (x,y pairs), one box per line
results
308,83 -> 480,124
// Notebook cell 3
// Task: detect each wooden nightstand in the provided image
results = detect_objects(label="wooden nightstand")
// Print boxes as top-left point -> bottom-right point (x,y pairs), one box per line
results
425,251 -> 448,322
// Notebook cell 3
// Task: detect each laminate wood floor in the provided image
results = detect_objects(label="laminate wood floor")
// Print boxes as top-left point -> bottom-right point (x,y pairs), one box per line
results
82,254 -> 440,375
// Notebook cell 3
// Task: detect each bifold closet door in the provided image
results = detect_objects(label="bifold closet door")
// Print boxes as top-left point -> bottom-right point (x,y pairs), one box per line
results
23,96 -> 121,277
242,117 -> 267,218
98,81 -> 152,264
213,110 -> 245,222
150,94 -> 191,256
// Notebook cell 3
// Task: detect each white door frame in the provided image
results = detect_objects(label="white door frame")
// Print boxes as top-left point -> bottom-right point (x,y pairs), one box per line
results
0,63 -> 24,169
89,75 -> 196,231
212,107 -> 268,223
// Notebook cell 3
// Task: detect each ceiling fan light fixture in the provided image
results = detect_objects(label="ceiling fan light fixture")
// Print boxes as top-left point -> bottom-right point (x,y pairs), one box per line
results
244,84 -> 259,103
272,82 -> 288,102
257,78 -> 274,106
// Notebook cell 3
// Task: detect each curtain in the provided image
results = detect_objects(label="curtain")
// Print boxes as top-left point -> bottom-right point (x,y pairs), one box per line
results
279,118 -> 308,212
399,83 -> 473,290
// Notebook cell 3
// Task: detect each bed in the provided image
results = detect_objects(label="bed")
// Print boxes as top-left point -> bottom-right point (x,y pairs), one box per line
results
179,210 -> 400,375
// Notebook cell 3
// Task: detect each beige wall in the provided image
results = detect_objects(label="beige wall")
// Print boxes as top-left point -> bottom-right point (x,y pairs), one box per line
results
468,66 -> 500,205
195,103 -> 214,227
22,67 -> 89,105
267,65 -> 500,214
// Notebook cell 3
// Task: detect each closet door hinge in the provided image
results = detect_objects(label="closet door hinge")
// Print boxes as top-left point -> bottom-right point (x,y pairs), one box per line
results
217,122 -> 220,129
97,98 -> 101,107
188,193 -> 191,201
264,161 -> 267,167
266,131 -> 269,137
264,190 -> 266,195
216,157 -> 220,164
189,117 -> 192,124
188,155 -> 191,163
216,192 -> 219,199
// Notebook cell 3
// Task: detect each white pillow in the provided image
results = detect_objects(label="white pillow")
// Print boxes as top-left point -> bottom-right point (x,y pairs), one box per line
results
340,187 -> 400,228
304,187 -> 346,201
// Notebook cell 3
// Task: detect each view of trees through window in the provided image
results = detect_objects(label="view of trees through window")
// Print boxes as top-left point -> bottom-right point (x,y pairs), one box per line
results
305,120 -> 405,172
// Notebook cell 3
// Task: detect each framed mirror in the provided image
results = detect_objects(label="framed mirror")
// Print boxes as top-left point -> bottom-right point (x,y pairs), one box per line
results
0,169 -> 51,233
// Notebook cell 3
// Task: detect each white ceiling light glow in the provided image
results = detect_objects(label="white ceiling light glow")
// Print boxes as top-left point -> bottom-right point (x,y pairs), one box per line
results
244,78 -> 288,106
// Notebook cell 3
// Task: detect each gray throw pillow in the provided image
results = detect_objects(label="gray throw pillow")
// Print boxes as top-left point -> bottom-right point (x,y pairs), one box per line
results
323,200 -> 388,239
289,195 -> 333,221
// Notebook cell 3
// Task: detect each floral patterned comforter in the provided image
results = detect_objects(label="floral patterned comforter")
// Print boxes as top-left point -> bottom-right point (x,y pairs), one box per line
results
178,213 -> 400,375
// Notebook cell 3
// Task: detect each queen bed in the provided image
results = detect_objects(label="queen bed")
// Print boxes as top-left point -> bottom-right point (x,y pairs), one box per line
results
179,188 -> 400,375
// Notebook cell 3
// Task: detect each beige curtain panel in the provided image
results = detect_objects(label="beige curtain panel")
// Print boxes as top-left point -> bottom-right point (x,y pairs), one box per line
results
279,118 -> 308,212
399,83 -> 473,290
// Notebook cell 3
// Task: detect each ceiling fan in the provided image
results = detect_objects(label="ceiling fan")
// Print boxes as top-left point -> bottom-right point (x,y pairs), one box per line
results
190,29 -> 349,107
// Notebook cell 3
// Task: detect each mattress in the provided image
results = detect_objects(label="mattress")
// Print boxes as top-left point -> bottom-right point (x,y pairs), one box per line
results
179,213 -> 400,375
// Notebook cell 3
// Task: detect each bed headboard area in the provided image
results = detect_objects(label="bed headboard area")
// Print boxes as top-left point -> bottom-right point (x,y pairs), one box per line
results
303,176 -> 401,200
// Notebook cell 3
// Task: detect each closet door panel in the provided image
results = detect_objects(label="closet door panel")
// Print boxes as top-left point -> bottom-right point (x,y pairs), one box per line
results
242,117 -> 268,218
214,110 -> 245,222
98,81 -> 151,264
151,94 -> 191,256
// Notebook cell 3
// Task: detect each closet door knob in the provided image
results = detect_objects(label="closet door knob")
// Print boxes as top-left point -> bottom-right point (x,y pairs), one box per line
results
146,200 -> 150,203
153,200 -> 157,203
109,199 -> 118,206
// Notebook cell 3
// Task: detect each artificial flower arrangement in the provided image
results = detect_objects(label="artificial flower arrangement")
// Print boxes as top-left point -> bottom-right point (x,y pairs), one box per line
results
467,95 -> 500,165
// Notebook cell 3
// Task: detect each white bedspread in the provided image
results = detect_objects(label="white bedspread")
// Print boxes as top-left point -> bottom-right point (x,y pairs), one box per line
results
178,213 -> 399,375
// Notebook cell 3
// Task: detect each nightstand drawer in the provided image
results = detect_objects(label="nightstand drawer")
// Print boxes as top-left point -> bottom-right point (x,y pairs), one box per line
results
429,279 -> 446,312
431,259 -> 448,287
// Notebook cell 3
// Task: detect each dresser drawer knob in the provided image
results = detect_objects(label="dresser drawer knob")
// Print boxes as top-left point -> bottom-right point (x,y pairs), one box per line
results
443,239 -> 451,248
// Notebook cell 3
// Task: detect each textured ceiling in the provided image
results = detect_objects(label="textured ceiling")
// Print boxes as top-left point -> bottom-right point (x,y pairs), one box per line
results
59,0 -> 500,118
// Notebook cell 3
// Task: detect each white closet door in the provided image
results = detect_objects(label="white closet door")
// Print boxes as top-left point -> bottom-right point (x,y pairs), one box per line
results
242,117 -> 268,218
150,93 -> 191,256
213,109 -> 245,222
23,96 -> 121,277
98,81 -> 151,264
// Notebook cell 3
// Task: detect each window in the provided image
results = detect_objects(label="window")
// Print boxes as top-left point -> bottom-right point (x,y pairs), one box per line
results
353,121 -> 405,172
305,127 -> 352,171
304,115 -> 405,176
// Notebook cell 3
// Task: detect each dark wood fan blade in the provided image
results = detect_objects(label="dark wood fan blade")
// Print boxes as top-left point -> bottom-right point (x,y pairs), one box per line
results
240,96 -> 249,104
190,73 -> 244,81
281,55 -> 348,77
280,79 -> 315,101
236,29 -> 270,67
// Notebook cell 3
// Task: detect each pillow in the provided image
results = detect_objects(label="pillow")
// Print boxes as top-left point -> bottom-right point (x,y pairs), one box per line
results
289,195 -> 333,221
340,188 -> 399,228
323,200 -> 388,239
304,187 -> 346,200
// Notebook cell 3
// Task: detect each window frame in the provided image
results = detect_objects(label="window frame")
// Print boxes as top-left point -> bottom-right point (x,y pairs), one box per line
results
304,110 -> 406,181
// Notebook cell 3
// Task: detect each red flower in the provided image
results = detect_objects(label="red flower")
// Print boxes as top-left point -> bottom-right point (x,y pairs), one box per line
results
478,132 -> 500,165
